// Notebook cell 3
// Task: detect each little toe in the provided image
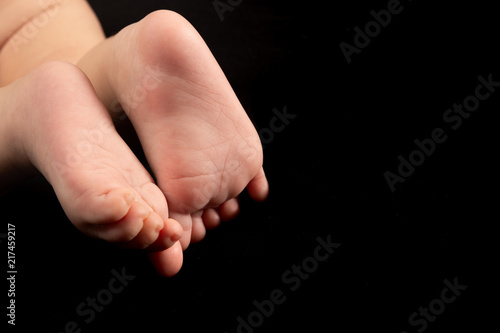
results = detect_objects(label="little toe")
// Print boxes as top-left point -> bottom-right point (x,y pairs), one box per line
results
219,198 -> 240,222
247,167 -> 269,202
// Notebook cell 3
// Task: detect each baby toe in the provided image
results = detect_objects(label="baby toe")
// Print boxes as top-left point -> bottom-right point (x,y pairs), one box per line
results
168,212 -> 193,250
117,210 -> 165,250
146,218 -> 184,253
148,242 -> 184,277
202,208 -> 221,230
219,198 -> 240,222
246,167 -> 269,202
191,211 -> 206,243
136,182 -> 169,221
70,186 -> 136,226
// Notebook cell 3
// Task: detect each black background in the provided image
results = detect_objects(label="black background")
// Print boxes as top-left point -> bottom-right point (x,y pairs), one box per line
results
2,0 -> 498,332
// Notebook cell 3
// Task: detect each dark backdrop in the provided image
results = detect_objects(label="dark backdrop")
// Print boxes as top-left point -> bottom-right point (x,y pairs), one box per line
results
2,0 -> 498,332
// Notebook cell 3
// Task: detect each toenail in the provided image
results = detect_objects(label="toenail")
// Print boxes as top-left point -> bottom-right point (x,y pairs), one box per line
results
170,231 -> 183,243
154,221 -> 164,233
124,193 -> 135,206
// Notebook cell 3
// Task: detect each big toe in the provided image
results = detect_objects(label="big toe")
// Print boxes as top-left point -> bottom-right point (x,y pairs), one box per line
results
23,62 -> 180,251
148,242 -> 184,277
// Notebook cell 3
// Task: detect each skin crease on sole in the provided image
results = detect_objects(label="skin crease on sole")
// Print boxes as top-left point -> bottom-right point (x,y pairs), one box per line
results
0,61 -> 184,254
0,4 -> 270,277
78,10 -> 270,275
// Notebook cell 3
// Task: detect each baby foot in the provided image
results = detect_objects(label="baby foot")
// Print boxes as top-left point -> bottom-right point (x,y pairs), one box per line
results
0,61 -> 183,254
78,11 -> 269,275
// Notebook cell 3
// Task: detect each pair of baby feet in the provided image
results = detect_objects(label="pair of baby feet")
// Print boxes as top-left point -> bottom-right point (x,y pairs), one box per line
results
0,11 -> 268,276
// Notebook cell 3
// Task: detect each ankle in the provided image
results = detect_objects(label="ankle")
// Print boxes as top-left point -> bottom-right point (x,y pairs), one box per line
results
0,83 -> 37,190
77,36 -> 118,113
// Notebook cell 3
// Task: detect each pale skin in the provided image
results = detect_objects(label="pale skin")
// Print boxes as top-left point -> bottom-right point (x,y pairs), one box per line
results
0,0 -> 269,276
